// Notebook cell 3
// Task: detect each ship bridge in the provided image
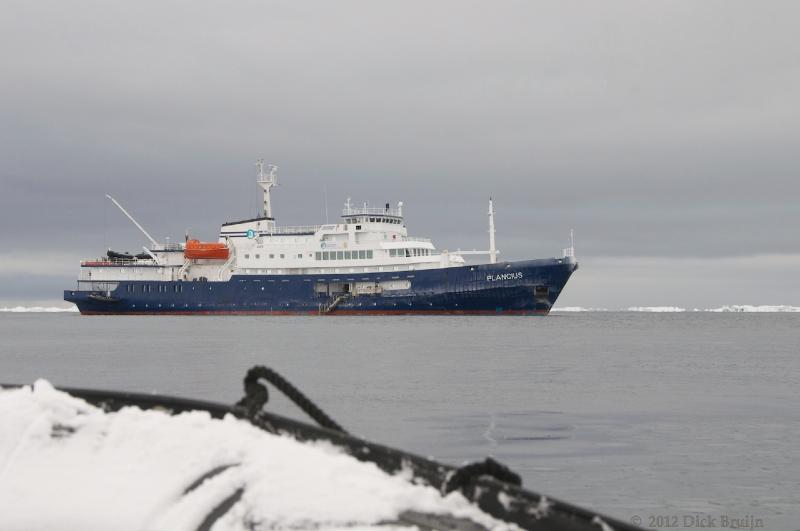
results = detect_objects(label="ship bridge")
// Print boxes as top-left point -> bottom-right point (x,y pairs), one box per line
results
341,200 -> 404,226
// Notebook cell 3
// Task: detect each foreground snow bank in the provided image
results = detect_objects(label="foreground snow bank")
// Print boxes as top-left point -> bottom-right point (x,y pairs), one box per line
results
0,382 -> 509,531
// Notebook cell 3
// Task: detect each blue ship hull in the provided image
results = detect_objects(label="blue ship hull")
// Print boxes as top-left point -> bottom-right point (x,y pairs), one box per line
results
64,258 -> 577,315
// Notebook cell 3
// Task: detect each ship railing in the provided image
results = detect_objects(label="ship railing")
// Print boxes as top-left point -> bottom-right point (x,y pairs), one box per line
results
268,225 -> 322,235
75,281 -> 120,292
342,206 -> 402,217
81,257 -> 156,266
401,236 -> 432,243
152,242 -> 183,251
562,247 -> 575,258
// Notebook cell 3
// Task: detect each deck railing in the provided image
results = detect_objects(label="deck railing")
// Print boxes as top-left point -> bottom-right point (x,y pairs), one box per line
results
342,206 -> 402,217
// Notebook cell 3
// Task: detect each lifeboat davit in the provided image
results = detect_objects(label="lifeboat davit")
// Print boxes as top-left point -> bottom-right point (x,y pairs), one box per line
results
184,239 -> 229,260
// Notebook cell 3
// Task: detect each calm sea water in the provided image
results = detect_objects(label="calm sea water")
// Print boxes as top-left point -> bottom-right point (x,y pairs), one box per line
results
1,313 -> 798,529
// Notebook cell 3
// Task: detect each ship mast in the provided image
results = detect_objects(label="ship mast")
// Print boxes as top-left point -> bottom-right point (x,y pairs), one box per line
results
488,197 -> 497,264
256,159 -> 278,219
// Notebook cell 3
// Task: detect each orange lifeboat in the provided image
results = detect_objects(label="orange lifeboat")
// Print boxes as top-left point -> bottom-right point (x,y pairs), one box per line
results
184,239 -> 230,260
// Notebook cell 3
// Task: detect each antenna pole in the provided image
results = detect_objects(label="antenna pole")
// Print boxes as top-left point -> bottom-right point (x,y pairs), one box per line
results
256,159 -> 278,219
324,186 -> 329,223
105,195 -> 159,248
488,197 -> 497,264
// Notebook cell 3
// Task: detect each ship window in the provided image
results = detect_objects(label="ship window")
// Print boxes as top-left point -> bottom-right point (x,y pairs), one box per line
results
389,249 -> 395,257
269,254 -> 274,259
297,253 -> 302,259
336,251 -> 343,260
355,225 -> 361,230
367,250 -> 373,259
255,254 -> 260,259
323,252 -> 329,260
315,252 -> 321,260
344,251 -> 351,259
244,254 -> 250,259
280,254 -> 285,259
358,250 -> 366,259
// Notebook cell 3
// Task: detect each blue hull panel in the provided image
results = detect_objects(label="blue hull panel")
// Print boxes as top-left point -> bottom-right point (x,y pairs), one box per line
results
65,259 -> 577,315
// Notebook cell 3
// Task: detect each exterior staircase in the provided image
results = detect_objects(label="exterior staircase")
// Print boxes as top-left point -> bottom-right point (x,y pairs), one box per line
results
320,293 -> 351,315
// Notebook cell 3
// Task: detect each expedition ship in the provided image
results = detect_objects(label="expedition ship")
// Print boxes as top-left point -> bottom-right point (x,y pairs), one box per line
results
64,162 -> 578,315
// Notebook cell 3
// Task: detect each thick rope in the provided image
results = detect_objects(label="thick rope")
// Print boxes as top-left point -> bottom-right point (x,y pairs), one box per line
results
443,457 -> 522,494
236,366 -> 346,434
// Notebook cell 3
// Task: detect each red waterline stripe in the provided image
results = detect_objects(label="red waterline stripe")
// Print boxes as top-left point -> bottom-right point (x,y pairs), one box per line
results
78,309 -> 549,316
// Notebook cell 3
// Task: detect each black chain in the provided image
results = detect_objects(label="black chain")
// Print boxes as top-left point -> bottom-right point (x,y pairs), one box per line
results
236,366 -> 346,434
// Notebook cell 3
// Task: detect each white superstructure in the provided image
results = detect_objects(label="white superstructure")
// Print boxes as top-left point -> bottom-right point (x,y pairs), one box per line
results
79,163 -> 531,285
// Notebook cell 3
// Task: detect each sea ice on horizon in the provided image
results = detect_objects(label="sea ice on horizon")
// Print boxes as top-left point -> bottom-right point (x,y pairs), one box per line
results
626,306 -> 687,312
702,305 -> 800,313
550,306 -> 610,312
551,305 -> 799,313
0,306 -> 78,313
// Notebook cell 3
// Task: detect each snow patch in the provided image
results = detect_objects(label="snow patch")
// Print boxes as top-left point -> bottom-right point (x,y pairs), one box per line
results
0,382 -> 515,531
0,306 -> 78,313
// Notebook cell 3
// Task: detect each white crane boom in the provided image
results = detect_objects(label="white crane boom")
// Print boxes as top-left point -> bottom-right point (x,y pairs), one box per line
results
105,194 -> 159,248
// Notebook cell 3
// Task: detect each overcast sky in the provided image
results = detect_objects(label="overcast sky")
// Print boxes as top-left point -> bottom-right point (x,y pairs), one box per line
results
1,1 -> 798,308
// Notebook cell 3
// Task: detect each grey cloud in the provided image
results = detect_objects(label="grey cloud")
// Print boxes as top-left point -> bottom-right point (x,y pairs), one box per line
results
1,1 -> 799,304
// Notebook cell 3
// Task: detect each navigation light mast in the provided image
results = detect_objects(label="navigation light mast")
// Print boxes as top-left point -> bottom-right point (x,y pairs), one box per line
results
256,159 -> 278,219
488,197 -> 497,264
